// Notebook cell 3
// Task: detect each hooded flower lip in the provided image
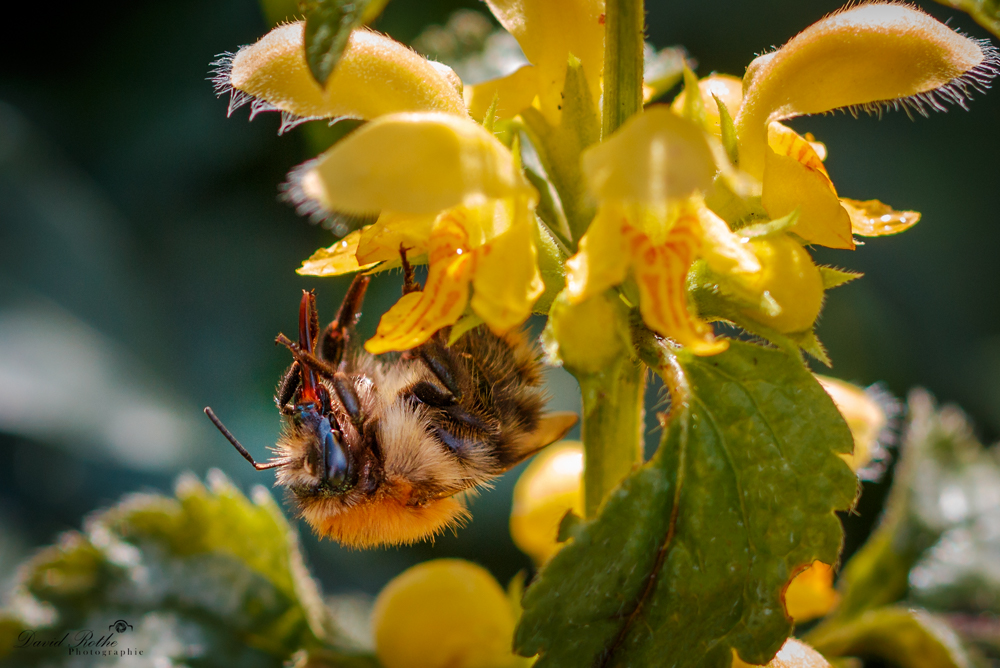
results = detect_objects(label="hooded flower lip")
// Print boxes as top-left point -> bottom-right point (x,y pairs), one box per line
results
735,2 -> 999,179
211,22 -> 467,134
465,0 -> 606,122
567,106 -> 760,356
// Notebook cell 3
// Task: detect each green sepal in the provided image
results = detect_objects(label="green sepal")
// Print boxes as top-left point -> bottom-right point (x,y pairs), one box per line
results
303,0 -> 390,86
787,328 -> 832,367
819,266 -> 864,290
516,338 -> 857,667
808,607 -> 973,668
678,66 -> 708,130
482,91 -> 500,133
532,216 -> 569,315
738,209 -> 801,239
519,54 -> 600,245
934,0 -> 1000,40
643,45 -> 689,103
714,94 -> 739,166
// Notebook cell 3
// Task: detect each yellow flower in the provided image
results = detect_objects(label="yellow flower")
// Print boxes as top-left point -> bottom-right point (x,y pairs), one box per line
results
783,561 -> 839,623
291,112 -> 545,353
731,3 -> 996,248
816,376 -> 889,474
566,106 -> 760,355
213,21 -> 467,131
509,441 -> 584,565
464,0 -> 605,122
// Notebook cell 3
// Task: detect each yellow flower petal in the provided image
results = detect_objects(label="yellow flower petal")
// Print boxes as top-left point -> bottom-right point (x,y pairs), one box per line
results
695,201 -> 760,276
817,376 -> 887,472
841,198 -> 921,237
356,212 -> 437,265
736,4 -> 996,177
582,106 -> 717,204
565,204 -> 631,303
627,215 -> 727,356
762,124 -> 854,249
470,212 -> 544,333
294,112 -> 536,217
297,229 -> 380,276
365,219 -> 476,354
484,0 -> 605,122
783,561 -> 839,623
221,24 -> 467,124
464,65 -> 539,121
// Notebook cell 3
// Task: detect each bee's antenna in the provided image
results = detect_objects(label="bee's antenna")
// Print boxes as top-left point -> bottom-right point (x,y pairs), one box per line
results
203,407 -> 287,470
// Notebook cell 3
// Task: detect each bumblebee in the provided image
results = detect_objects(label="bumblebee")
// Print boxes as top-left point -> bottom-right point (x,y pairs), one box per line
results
206,266 -> 576,548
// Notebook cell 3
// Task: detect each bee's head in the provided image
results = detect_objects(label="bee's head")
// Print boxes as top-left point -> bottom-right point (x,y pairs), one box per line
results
277,402 -> 354,497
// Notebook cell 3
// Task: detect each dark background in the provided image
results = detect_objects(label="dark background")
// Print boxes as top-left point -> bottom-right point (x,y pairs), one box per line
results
1,0 -> 998,599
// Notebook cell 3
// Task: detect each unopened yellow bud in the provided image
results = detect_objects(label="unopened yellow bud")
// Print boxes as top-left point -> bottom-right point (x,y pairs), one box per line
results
670,74 -> 744,138
218,23 -> 467,127
783,562 -> 839,623
732,638 -> 832,668
736,3 -> 998,177
373,559 -> 518,668
510,441 -> 584,564
545,291 -> 630,374
739,235 -> 824,333
291,112 -> 535,217
816,376 -> 887,472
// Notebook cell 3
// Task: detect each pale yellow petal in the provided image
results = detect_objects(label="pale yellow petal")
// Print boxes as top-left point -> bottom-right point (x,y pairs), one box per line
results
356,212 -> 437,265
297,229 -> 380,276
565,204 -> 630,303
841,198 -> 921,237
694,200 -> 761,275
471,215 -> 544,333
732,638 -> 832,668
817,376 -> 887,472
296,112 -> 535,217
226,24 -> 467,122
485,0 -> 605,122
736,4 -> 994,176
783,562 -> 839,623
464,65 -> 539,121
582,106 -> 717,204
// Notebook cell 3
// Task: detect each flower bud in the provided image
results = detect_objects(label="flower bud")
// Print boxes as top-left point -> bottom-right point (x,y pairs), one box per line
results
739,234 -> 824,333
510,441 -> 584,564
373,559 -> 518,668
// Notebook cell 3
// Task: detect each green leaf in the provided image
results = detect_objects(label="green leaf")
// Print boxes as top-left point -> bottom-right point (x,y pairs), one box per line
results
519,55 -> 600,245
516,339 -> 857,667
303,0 -> 390,86
934,0 -> 1000,39
829,390 -> 998,622
1,471 -> 374,667
819,266 -> 864,290
808,607 -> 974,668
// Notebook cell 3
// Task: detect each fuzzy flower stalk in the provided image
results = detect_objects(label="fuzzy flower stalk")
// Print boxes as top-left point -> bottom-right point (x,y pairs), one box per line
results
213,1 -> 995,665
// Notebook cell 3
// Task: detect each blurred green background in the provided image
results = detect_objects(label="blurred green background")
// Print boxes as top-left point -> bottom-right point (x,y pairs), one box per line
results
1,0 -> 998,602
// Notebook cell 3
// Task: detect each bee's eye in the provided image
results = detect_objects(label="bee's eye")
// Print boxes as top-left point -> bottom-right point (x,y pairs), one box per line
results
323,427 -> 349,488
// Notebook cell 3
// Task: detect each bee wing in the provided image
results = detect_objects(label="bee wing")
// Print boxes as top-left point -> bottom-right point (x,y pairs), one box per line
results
501,411 -> 579,471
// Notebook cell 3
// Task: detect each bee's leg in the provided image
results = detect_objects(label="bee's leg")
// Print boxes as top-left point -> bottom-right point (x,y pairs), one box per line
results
400,245 -> 420,295
277,333 -> 366,426
275,361 -> 301,413
319,274 -> 371,367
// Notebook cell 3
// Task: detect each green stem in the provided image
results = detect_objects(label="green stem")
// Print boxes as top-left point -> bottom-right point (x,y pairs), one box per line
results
602,0 -> 645,136
579,360 -> 646,518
